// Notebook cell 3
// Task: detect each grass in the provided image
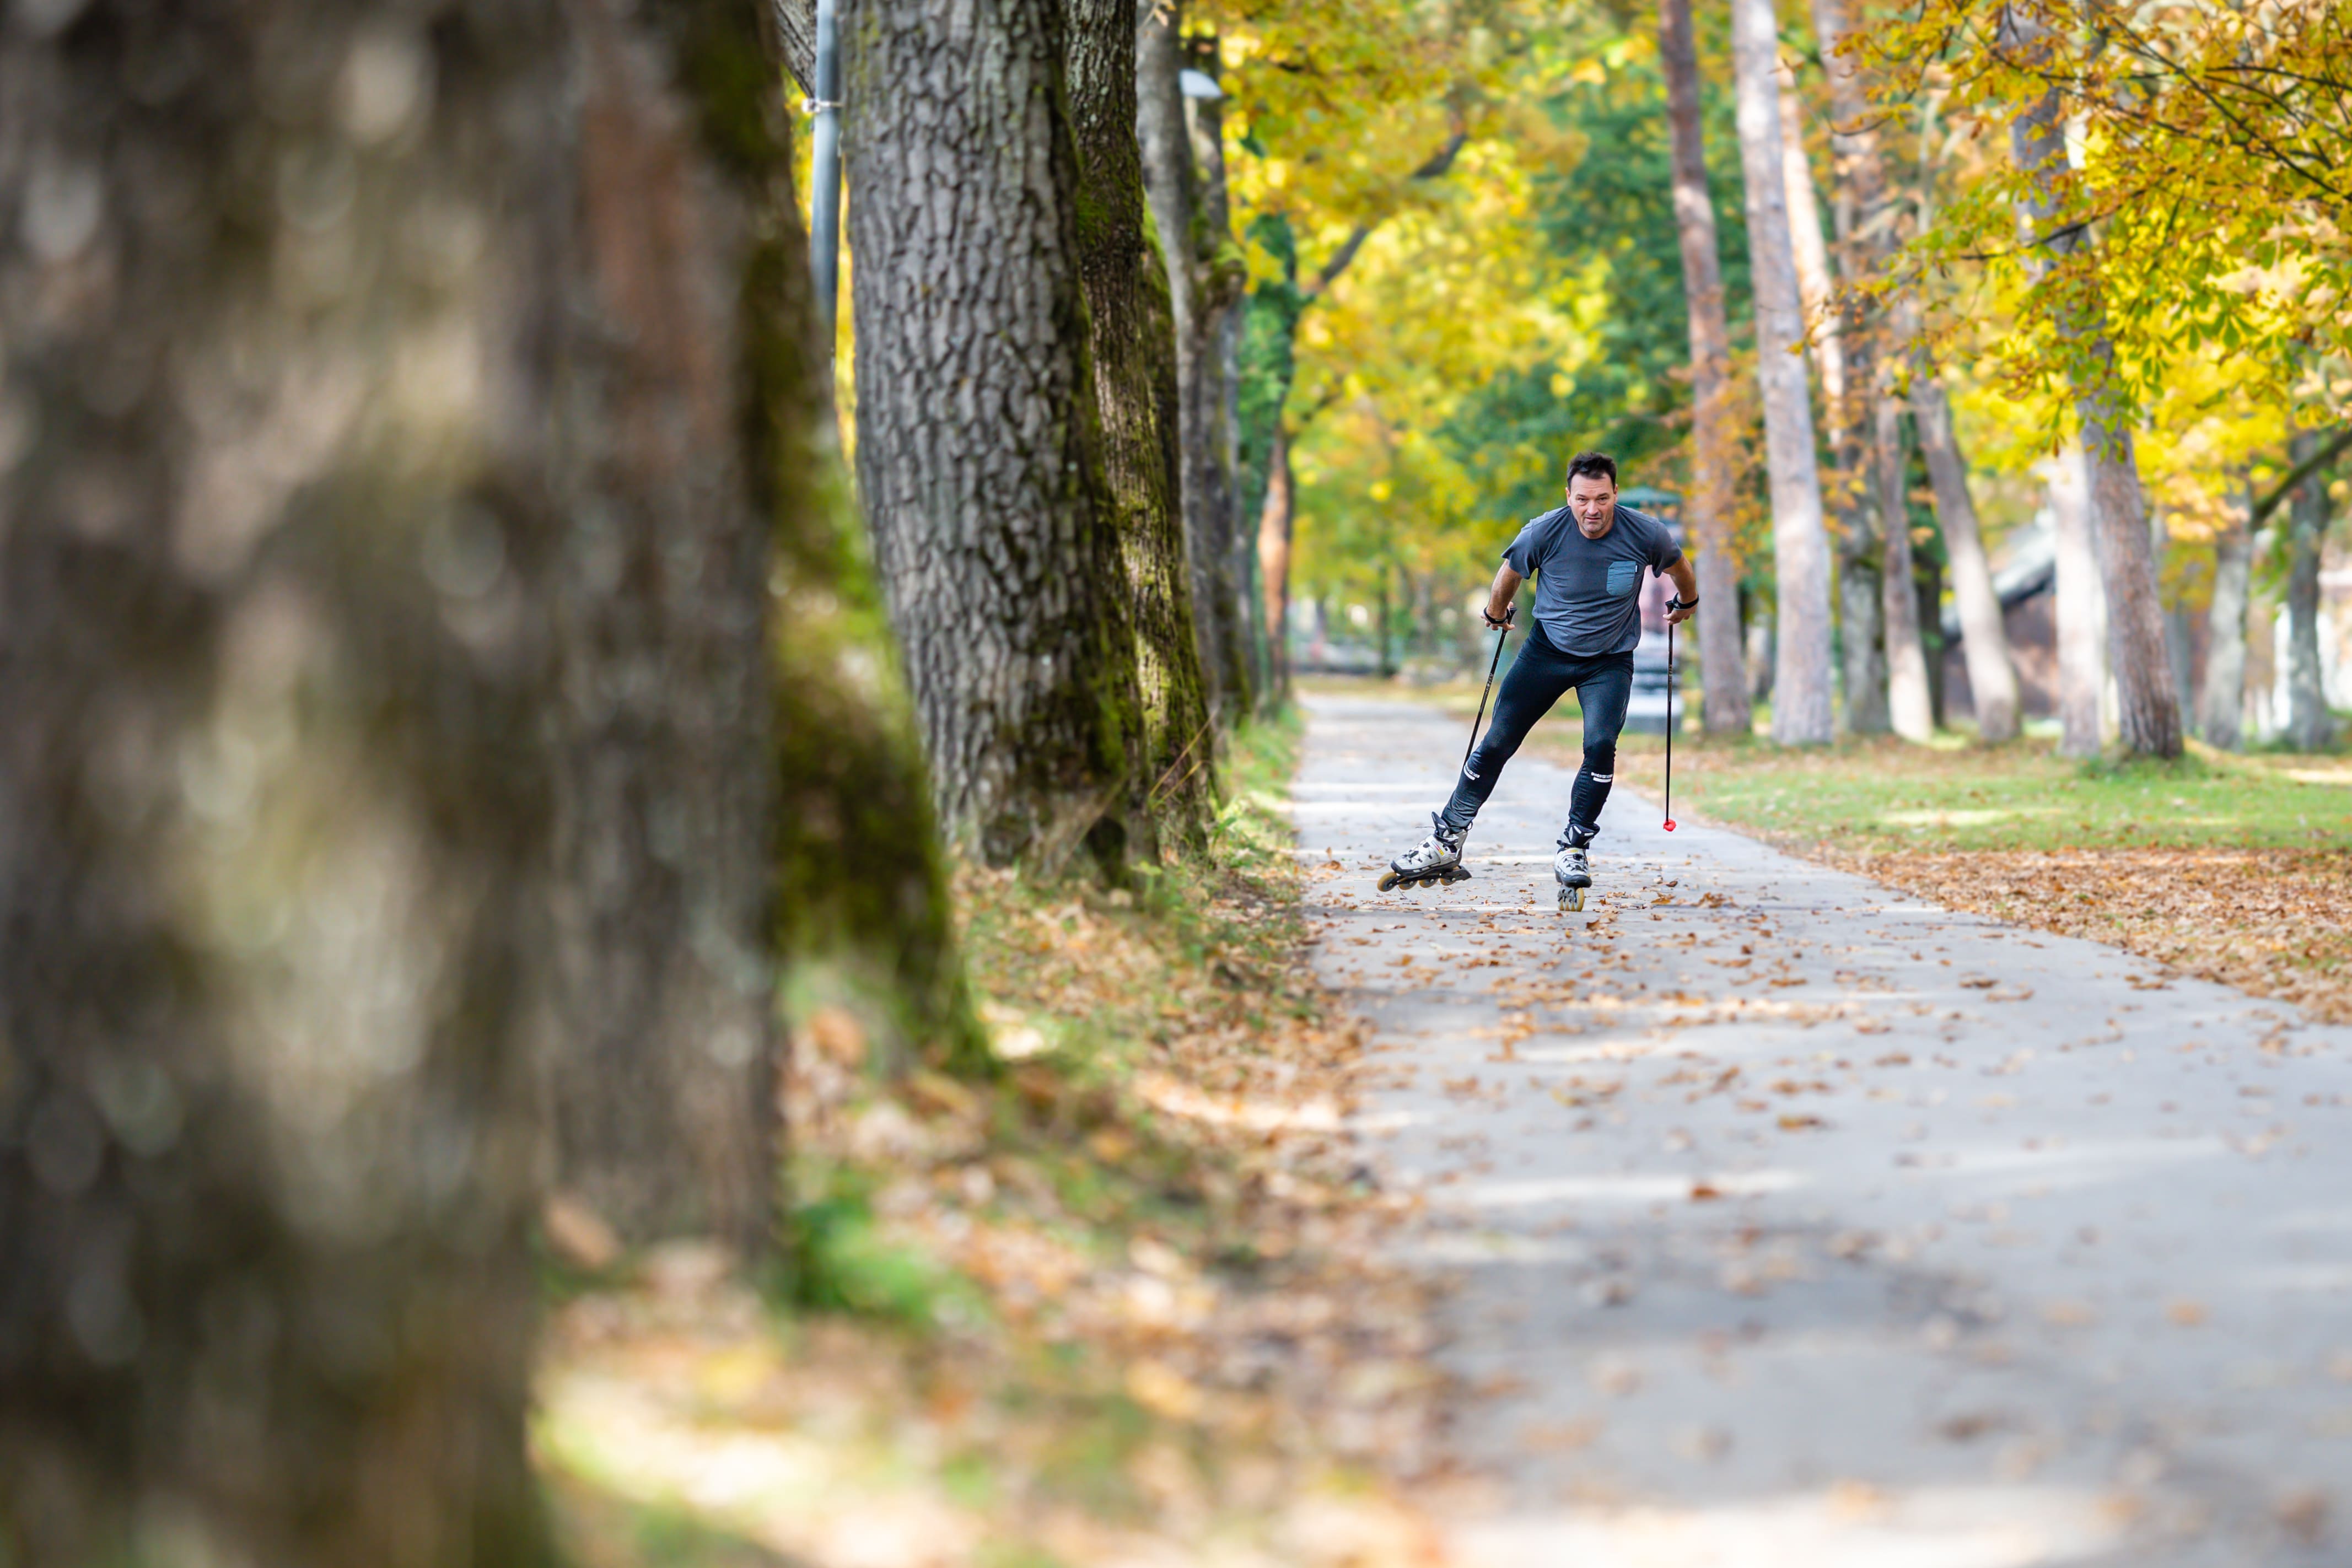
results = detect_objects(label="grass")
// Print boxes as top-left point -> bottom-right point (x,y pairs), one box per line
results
1608,730 -> 2352,855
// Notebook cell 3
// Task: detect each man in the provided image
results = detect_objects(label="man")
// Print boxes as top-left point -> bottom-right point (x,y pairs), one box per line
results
1386,450 -> 1699,904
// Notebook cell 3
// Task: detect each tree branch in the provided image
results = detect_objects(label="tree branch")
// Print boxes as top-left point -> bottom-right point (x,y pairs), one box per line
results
1304,126 -> 1469,300
2252,425 -> 2352,528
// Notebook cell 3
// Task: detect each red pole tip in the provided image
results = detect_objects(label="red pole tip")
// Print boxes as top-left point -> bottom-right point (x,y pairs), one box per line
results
1664,820 -> 1677,832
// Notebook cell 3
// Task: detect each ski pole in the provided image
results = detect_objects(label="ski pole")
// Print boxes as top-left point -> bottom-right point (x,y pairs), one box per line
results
1662,606 -> 1678,832
1462,608 -> 1512,778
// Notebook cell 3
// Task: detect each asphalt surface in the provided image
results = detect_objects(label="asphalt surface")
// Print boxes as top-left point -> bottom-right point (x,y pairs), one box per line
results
1293,692 -> 2352,1568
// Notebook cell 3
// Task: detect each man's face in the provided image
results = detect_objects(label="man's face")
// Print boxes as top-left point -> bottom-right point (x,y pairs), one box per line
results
1567,472 -> 1617,538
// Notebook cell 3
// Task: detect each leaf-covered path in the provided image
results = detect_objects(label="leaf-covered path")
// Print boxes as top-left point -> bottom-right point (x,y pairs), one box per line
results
1294,693 -> 2352,1567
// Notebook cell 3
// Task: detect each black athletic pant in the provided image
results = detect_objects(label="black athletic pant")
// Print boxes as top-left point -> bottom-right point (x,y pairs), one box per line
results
1439,629 -> 1633,848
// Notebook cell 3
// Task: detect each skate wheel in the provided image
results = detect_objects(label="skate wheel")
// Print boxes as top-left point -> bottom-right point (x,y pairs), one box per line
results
1558,886 -> 1585,913
1443,866 -> 1472,885
1377,870 -> 1401,892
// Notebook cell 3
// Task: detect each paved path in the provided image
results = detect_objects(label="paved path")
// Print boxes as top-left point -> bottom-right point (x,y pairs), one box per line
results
1293,693 -> 2352,1568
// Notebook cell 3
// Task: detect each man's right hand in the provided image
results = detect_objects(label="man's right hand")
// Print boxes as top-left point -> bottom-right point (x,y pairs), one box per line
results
1482,604 -> 1515,631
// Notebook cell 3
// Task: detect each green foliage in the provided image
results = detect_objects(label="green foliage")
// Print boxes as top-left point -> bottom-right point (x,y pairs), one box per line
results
779,1165 -> 974,1329
1441,41 -> 1754,521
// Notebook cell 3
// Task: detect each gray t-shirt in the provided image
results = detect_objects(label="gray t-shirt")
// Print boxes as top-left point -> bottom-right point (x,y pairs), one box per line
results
1503,504 -> 1683,656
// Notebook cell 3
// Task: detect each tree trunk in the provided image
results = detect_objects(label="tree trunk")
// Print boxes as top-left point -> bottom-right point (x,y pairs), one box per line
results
1908,341 -> 2022,740
2285,430 -> 2337,751
1810,0 -> 1939,741
1137,6 -> 1251,725
543,0 -> 800,1254
2043,445 -> 2109,756
1184,36 -> 1266,711
845,0 -> 1142,868
2201,493 -> 2254,750
1777,60 -> 1887,736
2007,42 -> 2182,757
1658,0 -> 1756,739
1258,423 -> 1297,699
1068,0 -> 1216,848
0,2 -> 572,1559
1730,0 -> 1836,744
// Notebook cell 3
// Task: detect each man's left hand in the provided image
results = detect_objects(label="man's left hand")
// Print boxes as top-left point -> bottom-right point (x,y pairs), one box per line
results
1665,595 -> 1698,626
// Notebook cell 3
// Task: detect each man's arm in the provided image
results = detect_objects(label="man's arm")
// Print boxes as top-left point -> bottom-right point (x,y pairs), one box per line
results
1483,563 -> 1523,629
1663,554 -> 1699,624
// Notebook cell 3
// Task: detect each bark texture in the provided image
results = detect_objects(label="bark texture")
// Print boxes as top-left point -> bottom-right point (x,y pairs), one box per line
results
1658,0 -> 1754,736
1138,7 -> 1252,720
0,2 -> 568,1560
547,0 -> 786,1252
1730,0 -> 1836,744
2200,496 -> 2254,750
1811,0 -> 1940,741
2284,430 -> 2337,751
1777,66 -> 1886,735
1068,0 -> 1216,848
2007,39 -> 2181,757
844,0 -> 1142,867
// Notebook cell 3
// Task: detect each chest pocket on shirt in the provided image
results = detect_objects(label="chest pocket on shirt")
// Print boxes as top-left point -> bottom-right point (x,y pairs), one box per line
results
1606,559 -> 1641,597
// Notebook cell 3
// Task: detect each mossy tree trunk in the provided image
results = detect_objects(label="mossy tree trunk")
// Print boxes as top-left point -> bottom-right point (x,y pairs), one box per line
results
0,1 -> 570,1560
1067,0 -> 1217,853
718,0 -> 988,1067
844,0 -> 1143,870
1137,4 -> 1253,723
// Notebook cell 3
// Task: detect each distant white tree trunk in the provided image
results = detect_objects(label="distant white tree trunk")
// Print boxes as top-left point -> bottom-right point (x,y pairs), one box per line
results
1777,60 -> 1886,735
1904,330 -> 2022,741
1658,0 -> 1755,736
2041,446 -> 2108,755
2285,430 -> 2338,751
1730,0 -> 1835,745
2200,493 -> 2253,750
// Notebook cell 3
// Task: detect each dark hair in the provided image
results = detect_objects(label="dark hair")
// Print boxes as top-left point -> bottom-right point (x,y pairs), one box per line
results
1567,450 -> 1618,488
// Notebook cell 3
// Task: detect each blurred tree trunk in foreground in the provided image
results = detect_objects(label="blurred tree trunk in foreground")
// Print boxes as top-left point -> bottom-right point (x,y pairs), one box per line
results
547,0 -> 791,1252
0,1 -> 570,1560
0,0 -> 975,1555
1068,0 -> 1217,853
1657,0 -> 1754,738
1138,4 -> 1253,723
845,0 -> 1143,870
1729,0 -> 1835,744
